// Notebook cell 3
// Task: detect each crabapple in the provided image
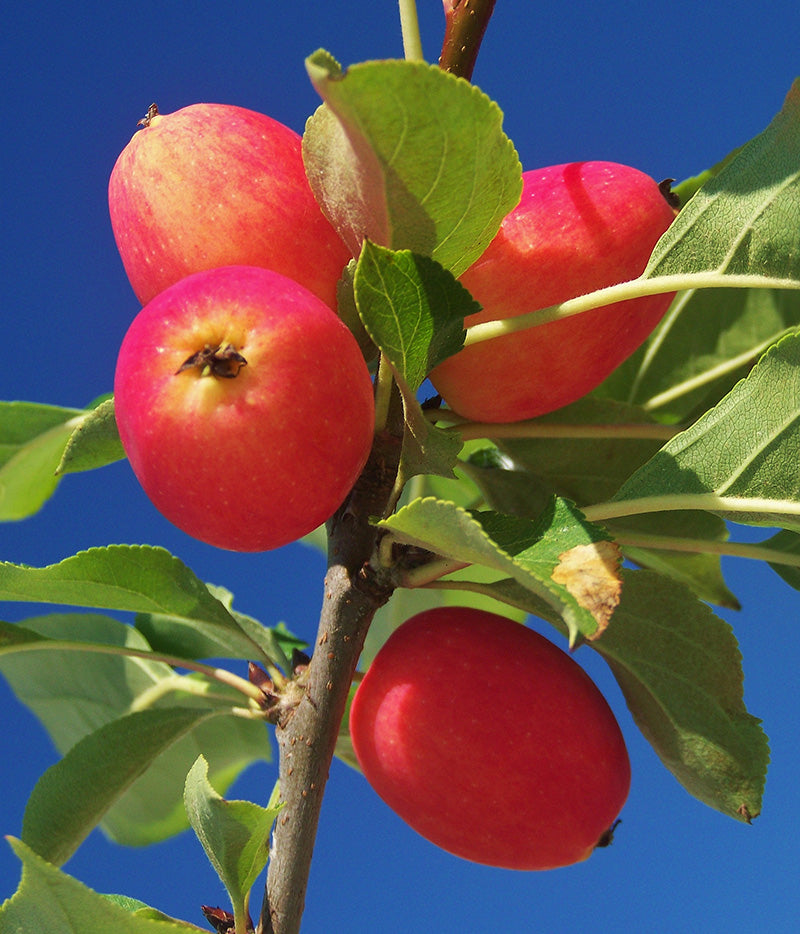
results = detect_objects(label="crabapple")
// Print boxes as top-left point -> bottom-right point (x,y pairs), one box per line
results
429,161 -> 677,422
349,606 -> 631,870
108,103 -> 351,308
113,265 -> 374,551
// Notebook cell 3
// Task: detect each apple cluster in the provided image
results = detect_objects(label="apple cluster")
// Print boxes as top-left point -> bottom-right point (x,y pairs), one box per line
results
109,102 -> 676,550
109,103 -> 374,551
108,101 -> 665,868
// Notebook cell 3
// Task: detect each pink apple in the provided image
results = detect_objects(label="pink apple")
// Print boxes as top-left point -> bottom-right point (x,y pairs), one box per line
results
350,606 -> 631,870
429,161 -> 677,422
108,103 -> 352,308
113,265 -> 375,551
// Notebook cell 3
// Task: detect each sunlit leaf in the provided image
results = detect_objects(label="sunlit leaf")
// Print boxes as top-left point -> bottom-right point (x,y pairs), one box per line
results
22,707 -> 221,865
597,287 -> 800,422
354,242 -> 473,391
644,79 -> 800,285
379,496 -> 620,645
485,570 -> 767,820
303,53 -> 521,275
0,401 -> 83,520
596,332 -> 800,530
0,837 -> 204,932
56,397 -> 125,475
0,544 -> 269,661
0,614 -> 271,847
184,756 -> 280,912
593,571 -> 768,822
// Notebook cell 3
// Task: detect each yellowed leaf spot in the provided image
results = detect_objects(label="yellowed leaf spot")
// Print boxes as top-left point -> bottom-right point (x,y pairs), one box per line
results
551,541 -> 622,639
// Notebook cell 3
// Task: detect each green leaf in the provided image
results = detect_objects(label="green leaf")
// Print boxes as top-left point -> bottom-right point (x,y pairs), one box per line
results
672,142 -> 746,206
379,496 -> 621,645
354,242 -> 473,391
21,707 -> 221,865
487,397 -> 670,506
459,445 -> 552,520
597,287 -> 800,422
0,401 -> 83,520
101,896 -> 178,919
0,544 -> 269,660
184,756 -> 280,914
460,427 -> 738,608
135,583 -> 304,671
762,528 -> 800,590
56,397 -> 126,475
644,79 -> 800,286
0,837 -> 204,932
596,332 -> 800,530
303,54 -> 522,275
0,613 -> 271,847
593,571 -> 768,822
605,511 -> 740,609
396,401 -> 463,488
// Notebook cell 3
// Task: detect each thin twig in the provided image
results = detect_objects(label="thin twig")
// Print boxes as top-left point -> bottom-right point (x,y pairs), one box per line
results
259,413 -> 403,934
439,0 -> 497,80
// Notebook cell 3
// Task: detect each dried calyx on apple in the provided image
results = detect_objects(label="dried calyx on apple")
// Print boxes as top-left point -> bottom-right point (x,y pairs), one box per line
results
176,343 -> 248,379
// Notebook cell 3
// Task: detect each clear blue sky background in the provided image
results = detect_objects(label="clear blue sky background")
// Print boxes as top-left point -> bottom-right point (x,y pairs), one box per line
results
2,2 -> 800,931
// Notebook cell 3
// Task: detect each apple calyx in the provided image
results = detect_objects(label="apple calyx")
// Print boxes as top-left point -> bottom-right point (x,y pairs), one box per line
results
176,343 -> 248,379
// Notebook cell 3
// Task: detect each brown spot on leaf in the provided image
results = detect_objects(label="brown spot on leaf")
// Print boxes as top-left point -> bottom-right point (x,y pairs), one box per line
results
551,541 -> 622,639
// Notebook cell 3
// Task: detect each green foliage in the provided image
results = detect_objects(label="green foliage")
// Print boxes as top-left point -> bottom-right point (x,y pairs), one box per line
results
597,287 -> 800,422
601,332 -> 800,531
379,496 -> 620,646
3,22 -> 800,929
0,399 -> 124,521
0,613 -> 271,849
644,79 -> 800,284
0,838 -> 203,932
0,401 -> 84,520
303,53 -> 522,275
354,242 -> 473,391
354,241 -> 474,484
56,397 -> 125,475
0,545 -> 273,662
184,756 -> 281,923
592,572 -> 768,822
21,707 -> 222,865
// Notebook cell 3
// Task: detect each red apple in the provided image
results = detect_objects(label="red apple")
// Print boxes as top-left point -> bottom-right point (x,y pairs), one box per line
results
108,103 -> 352,309
429,161 -> 677,422
113,265 -> 375,551
349,606 -> 631,870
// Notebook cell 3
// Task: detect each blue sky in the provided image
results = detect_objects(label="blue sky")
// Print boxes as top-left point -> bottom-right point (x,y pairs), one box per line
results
2,1 -> 800,931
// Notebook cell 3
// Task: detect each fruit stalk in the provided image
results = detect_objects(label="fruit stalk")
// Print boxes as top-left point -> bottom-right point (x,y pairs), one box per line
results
259,423 -> 402,934
439,0 -> 497,79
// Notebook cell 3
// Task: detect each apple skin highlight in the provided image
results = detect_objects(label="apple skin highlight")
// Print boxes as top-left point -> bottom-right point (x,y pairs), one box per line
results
113,265 -> 375,552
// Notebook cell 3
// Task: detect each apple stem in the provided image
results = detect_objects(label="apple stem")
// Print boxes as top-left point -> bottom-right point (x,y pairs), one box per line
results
398,0 -> 425,61
439,0 -> 497,80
